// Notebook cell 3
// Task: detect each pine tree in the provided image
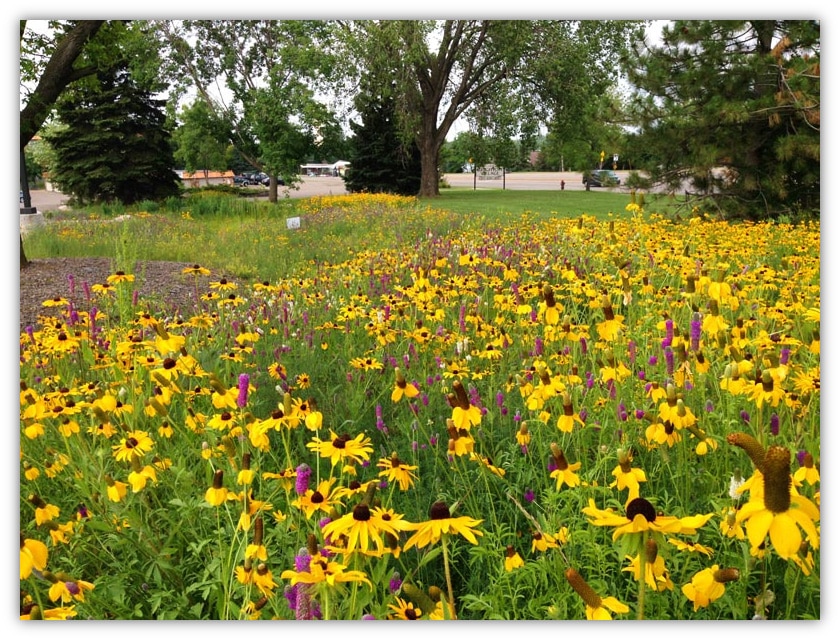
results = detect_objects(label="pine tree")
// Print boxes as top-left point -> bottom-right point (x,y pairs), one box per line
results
344,83 -> 421,196
45,61 -> 181,205
623,20 -> 819,220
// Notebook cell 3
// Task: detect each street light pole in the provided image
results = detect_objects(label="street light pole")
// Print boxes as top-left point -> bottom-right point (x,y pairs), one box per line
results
20,150 -> 37,215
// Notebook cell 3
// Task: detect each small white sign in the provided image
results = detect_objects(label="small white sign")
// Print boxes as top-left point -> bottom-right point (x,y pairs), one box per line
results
286,216 -> 301,230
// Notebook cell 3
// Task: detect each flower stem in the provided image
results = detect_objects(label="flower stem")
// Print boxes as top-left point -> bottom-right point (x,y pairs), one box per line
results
637,535 -> 647,620
441,534 -> 457,619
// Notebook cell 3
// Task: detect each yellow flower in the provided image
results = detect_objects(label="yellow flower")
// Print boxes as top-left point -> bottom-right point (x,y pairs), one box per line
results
388,596 -> 423,619
306,430 -> 374,467
280,552 -> 372,588
20,536 -> 48,579
681,565 -> 739,611
377,453 -> 419,491
610,448 -> 647,504
391,367 -> 420,402
504,545 -> 524,571
549,443 -> 581,489
205,470 -> 228,506
565,567 -> 630,620
583,497 -> 713,542
734,446 -> 820,560
321,503 -> 412,555
403,501 -> 483,550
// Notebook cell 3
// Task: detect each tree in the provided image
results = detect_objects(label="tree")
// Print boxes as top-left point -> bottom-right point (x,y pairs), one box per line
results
622,20 -> 820,220
344,80 -> 421,196
151,20 -> 340,202
336,20 -> 639,197
44,61 -> 181,205
173,99 -> 230,184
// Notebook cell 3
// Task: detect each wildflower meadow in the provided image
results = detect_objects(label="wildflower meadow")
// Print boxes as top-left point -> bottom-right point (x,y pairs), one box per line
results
19,193 -> 820,620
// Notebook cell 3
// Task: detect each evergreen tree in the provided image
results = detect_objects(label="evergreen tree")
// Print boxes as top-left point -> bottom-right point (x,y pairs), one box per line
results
45,60 -> 181,205
622,20 -> 820,220
344,83 -> 421,196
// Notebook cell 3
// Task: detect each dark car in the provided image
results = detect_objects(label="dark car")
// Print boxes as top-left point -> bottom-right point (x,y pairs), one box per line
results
243,172 -> 284,187
583,169 -> 620,188
233,175 -> 252,186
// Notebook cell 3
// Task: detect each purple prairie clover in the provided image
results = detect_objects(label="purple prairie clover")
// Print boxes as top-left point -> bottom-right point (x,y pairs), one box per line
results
662,318 -> 674,348
534,336 -> 544,356
524,489 -> 535,503
83,281 -> 91,302
389,572 -> 403,593
664,347 -> 674,376
25,325 -> 35,342
578,408 -> 588,422
796,449 -> 808,466
740,410 -> 751,425
770,413 -> 780,436
459,304 -> 467,333
690,312 -> 702,351
237,373 -> 250,408
132,289 -> 139,306
295,463 -> 312,495
628,340 -> 637,364
617,402 -> 628,421
361,614 -> 377,620
585,372 -> 595,389
579,336 -> 588,355
67,273 -> 76,296
648,355 -> 658,366
705,400 -> 714,413
780,347 -> 791,365
496,391 -> 505,408
635,408 -> 646,420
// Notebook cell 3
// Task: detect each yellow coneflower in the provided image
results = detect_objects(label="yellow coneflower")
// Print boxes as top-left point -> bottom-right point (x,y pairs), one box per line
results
681,565 -> 740,611
565,567 -> 629,620
377,452 -> 419,491
391,367 -> 420,402
549,443 -> 582,489
734,445 -> 820,560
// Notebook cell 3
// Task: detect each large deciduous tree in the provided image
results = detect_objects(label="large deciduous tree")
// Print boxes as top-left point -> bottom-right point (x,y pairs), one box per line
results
173,99 -> 230,184
152,20 -> 340,202
336,20 -> 639,197
622,20 -> 820,220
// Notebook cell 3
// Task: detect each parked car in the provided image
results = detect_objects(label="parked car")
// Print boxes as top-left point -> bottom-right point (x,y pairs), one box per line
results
233,175 -> 252,187
583,169 -> 620,188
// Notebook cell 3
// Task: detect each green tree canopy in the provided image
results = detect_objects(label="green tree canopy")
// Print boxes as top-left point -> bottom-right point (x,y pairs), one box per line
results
622,20 -> 820,220
173,99 -> 230,182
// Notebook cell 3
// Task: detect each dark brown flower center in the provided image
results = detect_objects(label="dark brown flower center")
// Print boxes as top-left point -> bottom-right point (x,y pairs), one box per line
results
625,497 -> 657,522
429,500 -> 451,520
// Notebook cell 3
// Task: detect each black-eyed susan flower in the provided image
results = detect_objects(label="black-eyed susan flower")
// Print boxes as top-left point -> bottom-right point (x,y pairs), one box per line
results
291,478 -> 343,520
321,502 -> 411,555
112,430 -> 154,462
565,567 -> 629,620
403,500 -> 483,550
388,596 -> 423,619
46,573 -> 95,604
734,445 -> 820,560
106,270 -> 134,285
583,496 -> 713,543
306,430 -> 374,467
681,565 -> 739,611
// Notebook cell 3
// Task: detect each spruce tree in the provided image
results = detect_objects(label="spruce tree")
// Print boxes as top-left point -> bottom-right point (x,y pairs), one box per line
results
45,61 -> 181,205
344,83 -> 421,196
622,20 -> 819,220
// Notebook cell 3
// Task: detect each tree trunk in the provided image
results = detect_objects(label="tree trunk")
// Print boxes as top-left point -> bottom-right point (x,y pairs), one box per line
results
20,20 -> 105,151
418,136 -> 443,197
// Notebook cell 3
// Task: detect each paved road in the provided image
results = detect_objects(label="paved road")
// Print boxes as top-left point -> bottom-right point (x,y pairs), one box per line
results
23,170 -> 637,212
